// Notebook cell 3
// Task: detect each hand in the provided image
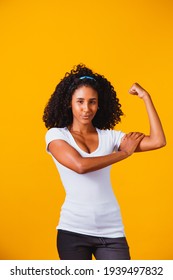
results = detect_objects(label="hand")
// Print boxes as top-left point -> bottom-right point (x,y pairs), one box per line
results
119,132 -> 145,156
129,83 -> 149,99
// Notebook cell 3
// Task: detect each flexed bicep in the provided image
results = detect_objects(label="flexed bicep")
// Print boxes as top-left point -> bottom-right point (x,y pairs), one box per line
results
119,132 -> 145,155
127,83 -> 166,151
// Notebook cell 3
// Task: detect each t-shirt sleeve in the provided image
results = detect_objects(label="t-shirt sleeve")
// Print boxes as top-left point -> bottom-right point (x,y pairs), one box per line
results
111,130 -> 126,151
45,128 -> 67,152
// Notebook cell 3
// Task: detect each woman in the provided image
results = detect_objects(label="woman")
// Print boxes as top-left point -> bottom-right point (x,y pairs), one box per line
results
43,64 -> 166,260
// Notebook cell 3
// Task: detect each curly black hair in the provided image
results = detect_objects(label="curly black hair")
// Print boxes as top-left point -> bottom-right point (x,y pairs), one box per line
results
43,64 -> 123,129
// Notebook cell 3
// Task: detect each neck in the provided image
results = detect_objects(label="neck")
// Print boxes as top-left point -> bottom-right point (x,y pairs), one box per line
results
68,123 -> 96,134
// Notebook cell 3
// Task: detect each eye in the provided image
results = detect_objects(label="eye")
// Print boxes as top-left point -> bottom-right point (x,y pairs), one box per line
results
77,100 -> 83,104
90,100 -> 96,104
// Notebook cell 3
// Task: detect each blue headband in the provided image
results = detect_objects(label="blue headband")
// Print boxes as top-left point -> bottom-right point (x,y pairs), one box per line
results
79,76 -> 96,81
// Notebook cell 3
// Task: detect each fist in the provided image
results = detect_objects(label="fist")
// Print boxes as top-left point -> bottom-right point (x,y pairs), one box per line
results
129,83 -> 148,99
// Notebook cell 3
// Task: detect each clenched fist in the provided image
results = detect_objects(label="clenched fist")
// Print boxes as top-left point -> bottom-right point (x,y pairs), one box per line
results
129,83 -> 149,99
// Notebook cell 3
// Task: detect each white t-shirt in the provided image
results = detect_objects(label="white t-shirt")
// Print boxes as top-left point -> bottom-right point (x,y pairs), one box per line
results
45,127 -> 125,238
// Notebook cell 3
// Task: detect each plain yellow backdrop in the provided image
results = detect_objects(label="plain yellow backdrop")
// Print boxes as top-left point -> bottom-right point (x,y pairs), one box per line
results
0,0 -> 172,260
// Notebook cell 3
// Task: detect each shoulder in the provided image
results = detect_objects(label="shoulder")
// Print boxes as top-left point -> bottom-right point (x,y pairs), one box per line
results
45,127 -> 68,145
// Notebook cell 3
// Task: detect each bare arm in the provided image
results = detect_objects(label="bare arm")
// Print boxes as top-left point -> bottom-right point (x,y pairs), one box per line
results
120,83 -> 166,152
48,132 -> 144,174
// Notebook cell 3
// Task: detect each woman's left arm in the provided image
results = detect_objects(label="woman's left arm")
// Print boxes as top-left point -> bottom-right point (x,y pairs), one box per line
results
126,83 -> 166,152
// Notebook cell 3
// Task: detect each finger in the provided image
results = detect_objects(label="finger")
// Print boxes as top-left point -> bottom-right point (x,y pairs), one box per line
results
136,134 -> 145,141
135,132 -> 144,137
135,133 -> 144,138
126,132 -> 134,137
128,132 -> 143,138
129,83 -> 138,92
129,89 -> 137,95
121,134 -> 127,142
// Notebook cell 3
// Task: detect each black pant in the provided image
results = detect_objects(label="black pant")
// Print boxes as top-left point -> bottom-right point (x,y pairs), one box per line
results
57,230 -> 131,260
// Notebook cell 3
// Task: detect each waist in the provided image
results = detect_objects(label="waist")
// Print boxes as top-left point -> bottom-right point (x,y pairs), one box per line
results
58,198 -> 123,237
62,197 -> 119,212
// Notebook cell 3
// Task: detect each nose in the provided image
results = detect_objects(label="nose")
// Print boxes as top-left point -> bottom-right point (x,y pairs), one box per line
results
83,102 -> 90,112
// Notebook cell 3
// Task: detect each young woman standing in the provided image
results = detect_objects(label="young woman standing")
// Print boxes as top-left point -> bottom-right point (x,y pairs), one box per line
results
43,64 -> 166,260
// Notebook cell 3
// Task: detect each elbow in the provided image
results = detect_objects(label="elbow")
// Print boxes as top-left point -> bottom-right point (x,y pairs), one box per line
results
70,157 -> 89,174
155,137 -> 166,149
161,138 -> 167,147
76,167 -> 88,174
75,162 -> 88,174
77,169 -> 87,174
160,140 -> 167,148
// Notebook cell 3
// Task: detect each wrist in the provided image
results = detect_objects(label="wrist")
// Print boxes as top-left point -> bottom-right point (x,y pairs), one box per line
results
141,91 -> 150,100
119,150 -> 130,157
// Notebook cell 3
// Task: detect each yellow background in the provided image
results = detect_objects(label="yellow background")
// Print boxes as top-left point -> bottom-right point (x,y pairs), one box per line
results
0,0 -> 172,260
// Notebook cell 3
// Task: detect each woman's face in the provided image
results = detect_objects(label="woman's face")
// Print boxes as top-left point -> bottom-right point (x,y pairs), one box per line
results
71,86 -> 98,125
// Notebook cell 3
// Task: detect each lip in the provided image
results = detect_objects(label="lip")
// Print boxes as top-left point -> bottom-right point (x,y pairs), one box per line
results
82,115 -> 91,119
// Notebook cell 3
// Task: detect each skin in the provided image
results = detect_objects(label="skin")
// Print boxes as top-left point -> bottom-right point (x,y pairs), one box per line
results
48,84 -> 166,174
69,86 -> 99,154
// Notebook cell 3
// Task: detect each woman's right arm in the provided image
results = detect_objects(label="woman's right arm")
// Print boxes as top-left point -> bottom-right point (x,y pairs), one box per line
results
48,132 -> 144,174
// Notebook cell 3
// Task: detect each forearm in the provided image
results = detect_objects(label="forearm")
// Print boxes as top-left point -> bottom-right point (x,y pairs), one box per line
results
78,151 -> 129,173
80,133 -> 145,173
142,93 -> 166,148
49,129 -> 145,173
49,140 -> 130,174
